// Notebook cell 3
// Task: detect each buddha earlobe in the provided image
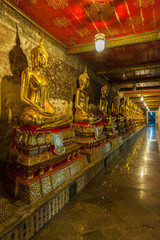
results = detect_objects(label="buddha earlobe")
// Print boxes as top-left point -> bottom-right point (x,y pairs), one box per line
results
85,64 -> 87,73
40,32 -> 44,47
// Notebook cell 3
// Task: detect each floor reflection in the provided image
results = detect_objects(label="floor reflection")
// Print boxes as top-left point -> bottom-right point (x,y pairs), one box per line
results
33,126 -> 160,240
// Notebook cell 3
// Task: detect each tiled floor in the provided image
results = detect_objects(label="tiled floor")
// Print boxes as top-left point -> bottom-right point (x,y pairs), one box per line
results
33,126 -> 160,240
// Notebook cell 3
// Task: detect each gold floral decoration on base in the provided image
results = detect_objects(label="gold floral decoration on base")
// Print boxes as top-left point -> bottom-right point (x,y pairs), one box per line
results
52,17 -> 71,28
47,0 -> 68,10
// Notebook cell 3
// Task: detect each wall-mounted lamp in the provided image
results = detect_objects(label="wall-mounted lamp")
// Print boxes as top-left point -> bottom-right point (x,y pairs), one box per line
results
95,11 -> 105,53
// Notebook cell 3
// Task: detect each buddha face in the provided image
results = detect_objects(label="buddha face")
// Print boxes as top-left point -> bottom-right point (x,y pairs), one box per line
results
31,51 -> 48,70
121,98 -> 125,106
79,74 -> 90,89
101,85 -> 109,97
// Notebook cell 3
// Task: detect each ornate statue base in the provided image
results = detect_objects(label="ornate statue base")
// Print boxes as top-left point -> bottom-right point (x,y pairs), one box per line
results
117,120 -> 126,135
73,123 -> 111,163
0,197 -> 11,224
102,121 -> 119,139
6,125 -> 87,203
102,121 -> 122,148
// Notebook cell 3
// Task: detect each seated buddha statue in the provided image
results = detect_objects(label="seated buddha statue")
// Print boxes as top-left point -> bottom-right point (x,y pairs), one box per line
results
119,96 -> 127,118
74,66 -> 101,124
129,102 -> 134,119
99,84 -> 109,119
111,91 -> 119,117
99,84 -> 115,124
111,91 -> 124,121
133,104 -> 138,119
20,38 -> 72,129
125,96 -> 131,120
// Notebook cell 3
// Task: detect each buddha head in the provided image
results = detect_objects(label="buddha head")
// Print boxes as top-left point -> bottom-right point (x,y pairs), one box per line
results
120,96 -> 125,106
113,91 -> 119,104
101,84 -> 109,98
31,37 -> 48,70
79,65 -> 90,89
126,96 -> 130,106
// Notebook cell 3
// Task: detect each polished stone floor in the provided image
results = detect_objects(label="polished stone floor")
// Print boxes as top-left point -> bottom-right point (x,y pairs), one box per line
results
33,126 -> 160,240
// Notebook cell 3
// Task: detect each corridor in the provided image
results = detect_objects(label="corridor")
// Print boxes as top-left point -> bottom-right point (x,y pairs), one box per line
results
33,126 -> 160,240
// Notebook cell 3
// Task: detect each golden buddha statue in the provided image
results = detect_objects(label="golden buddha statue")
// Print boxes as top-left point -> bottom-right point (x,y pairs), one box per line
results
119,96 -> 126,117
130,101 -> 135,120
134,104 -> 138,119
99,84 -> 109,119
125,96 -> 131,120
74,65 -> 101,124
111,91 -> 119,117
20,38 -> 72,128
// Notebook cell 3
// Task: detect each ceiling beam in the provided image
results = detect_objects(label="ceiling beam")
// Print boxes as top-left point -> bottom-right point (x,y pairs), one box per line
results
67,30 -> 160,55
137,102 -> 159,106
112,78 -> 160,85
120,86 -> 160,91
97,63 -> 160,75
141,107 -> 158,110
132,99 -> 160,103
130,95 -> 160,99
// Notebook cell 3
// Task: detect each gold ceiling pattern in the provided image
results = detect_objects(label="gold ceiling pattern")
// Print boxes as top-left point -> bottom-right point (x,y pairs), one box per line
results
134,0 -> 155,9
46,0 -> 68,10
76,28 -> 92,38
126,16 -> 142,27
10,0 -> 20,4
52,17 -> 71,28
85,2 -> 114,22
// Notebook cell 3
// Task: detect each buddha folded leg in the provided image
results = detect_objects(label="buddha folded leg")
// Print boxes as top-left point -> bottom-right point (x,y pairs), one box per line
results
74,111 -> 101,124
20,108 -> 72,129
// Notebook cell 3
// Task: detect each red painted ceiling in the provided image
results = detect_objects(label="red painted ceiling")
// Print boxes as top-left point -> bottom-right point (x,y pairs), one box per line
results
8,0 -> 160,46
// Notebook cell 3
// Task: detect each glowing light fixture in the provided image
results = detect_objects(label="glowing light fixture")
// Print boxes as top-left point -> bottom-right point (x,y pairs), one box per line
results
140,96 -> 144,101
95,11 -> 105,53
137,91 -> 141,97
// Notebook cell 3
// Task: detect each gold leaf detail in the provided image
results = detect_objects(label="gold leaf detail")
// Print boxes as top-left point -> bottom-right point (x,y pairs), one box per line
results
63,38 -> 78,46
104,28 -> 120,36
134,0 -> 155,8
117,53 -> 132,61
76,28 -> 92,38
47,0 -> 68,10
85,2 -> 114,21
52,17 -> 71,28
10,0 -> 21,4
29,0 -> 37,4
126,16 -> 142,26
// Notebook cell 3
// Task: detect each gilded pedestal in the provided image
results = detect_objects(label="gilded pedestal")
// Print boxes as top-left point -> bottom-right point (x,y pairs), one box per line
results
73,123 -> 111,163
0,197 -> 11,224
6,126 -> 87,203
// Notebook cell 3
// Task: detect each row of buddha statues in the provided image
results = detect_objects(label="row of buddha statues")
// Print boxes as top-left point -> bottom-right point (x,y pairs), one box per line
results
20,38 -> 144,132
5,38 -> 145,203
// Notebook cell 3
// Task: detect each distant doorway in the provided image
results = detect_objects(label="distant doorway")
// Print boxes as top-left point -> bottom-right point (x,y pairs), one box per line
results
148,112 -> 155,125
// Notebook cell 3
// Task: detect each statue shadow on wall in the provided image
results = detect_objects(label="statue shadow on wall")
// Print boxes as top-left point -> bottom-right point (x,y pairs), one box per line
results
107,88 -> 113,116
72,78 -> 79,122
0,27 -> 28,179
